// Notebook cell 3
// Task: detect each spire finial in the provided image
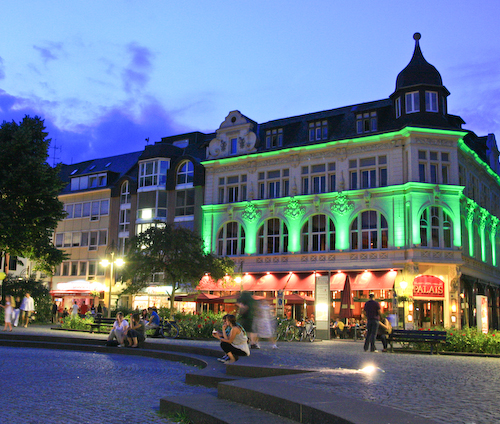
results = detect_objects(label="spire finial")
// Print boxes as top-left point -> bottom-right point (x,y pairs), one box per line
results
413,32 -> 421,41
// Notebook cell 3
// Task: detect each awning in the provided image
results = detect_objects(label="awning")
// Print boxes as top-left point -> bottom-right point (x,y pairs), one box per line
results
174,293 -> 219,302
350,270 -> 397,291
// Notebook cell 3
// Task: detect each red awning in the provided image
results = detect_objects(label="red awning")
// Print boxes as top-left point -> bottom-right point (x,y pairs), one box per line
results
174,293 -> 219,302
351,270 -> 397,291
330,272 -> 347,291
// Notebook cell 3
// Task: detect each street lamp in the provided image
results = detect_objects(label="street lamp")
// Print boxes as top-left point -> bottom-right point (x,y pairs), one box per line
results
100,251 -> 124,317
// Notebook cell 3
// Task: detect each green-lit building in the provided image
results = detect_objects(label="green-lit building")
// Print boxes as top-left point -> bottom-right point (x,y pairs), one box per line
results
199,33 -> 500,330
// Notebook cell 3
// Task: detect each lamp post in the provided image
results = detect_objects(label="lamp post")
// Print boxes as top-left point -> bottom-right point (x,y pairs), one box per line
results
399,280 -> 407,329
100,251 -> 124,318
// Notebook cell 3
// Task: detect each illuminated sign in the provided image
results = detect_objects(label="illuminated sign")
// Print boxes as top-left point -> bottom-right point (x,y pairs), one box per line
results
413,276 -> 444,298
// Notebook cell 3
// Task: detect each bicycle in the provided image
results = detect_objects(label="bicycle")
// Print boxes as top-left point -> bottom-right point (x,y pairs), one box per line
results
150,318 -> 180,339
275,318 -> 297,342
297,320 -> 316,342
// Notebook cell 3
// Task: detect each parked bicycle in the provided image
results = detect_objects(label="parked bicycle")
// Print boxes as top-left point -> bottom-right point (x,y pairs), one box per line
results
275,318 -> 297,342
150,318 -> 180,338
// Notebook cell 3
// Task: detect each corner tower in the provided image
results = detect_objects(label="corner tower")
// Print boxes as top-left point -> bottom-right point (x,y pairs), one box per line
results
390,33 -> 461,130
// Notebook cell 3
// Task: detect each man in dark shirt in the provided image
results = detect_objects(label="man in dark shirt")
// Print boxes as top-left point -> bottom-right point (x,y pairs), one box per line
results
363,293 -> 381,352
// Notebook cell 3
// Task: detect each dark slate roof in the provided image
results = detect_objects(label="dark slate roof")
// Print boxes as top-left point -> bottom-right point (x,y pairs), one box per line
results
395,33 -> 443,90
59,151 -> 142,194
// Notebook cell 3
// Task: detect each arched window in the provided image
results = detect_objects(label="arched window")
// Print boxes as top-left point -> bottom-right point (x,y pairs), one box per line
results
350,210 -> 388,250
120,181 -> 130,204
420,207 -> 452,248
217,222 -> 245,256
258,218 -> 288,254
301,214 -> 335,252
177,161 -> 194,185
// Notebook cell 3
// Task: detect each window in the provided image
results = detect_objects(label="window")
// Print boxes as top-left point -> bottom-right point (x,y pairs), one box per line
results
350,211 -> 388,250
120,181 -> 130,204
356,112 -> 377,134
309,120 -> 328,141
418,150 -> 450,184
406,91 -> 420,113
230,138 -> 238,155
137,191 -> 167,220
218,175 -> 247,203
176,161 -> 194,185
79,262 -> 87,277
301,214 -> 335,252
217,222 -> 246,256
265,128 -> 283,148
139,159 -> 169,188
302,164 -> 327,194
349,156 -> 387,189
395,97 -> 401,118
258,218 -> 288,254
258,170 -> 289,199
425,91 -> 438,112
64,200 -> 109,220
119,209 -> 130,232
175,189 -> 195,217
420,207 -> 452,248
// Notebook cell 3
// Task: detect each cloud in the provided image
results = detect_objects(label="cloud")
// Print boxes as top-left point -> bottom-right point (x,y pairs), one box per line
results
121,43 -> 154,94
0,89 -> 188,165
33,42 -> 64,63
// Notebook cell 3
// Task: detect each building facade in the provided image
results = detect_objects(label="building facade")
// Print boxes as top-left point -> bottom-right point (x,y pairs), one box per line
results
51,33 -> 499,329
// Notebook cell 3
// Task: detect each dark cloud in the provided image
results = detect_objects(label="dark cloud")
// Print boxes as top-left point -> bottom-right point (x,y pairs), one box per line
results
0,89 -> 187,166
121,43 -> 154,93
33,42 -> 63,63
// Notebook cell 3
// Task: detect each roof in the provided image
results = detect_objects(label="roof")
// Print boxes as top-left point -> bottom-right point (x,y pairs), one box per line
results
395,33 -> 443,90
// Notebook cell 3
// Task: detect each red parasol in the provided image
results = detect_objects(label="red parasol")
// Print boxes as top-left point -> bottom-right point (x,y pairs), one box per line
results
339,276 -> 354,319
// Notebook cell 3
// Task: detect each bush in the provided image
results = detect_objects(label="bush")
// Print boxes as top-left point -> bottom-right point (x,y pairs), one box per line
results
408,327 -> 500,354
175,311 -> 225,339
61,313 -> 95,331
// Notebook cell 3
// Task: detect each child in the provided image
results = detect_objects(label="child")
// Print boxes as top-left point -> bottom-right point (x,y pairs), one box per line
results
0,295 -> 13,331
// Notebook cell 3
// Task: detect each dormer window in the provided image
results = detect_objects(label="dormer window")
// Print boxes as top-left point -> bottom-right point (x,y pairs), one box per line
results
139,159 -> 169,188
266,128 -> 283,148
395,97 -> 402,118
406,91 -> 420,113
309,121 -> 328,141
356,112 -> 377,134
425,91 -> 438,112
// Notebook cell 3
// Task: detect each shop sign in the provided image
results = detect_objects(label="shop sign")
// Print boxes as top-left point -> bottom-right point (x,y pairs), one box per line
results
56,280 -> 106,292
413,276 -> 444,298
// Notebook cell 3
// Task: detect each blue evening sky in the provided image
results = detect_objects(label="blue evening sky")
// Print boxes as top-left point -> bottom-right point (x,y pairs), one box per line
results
0,1 -> 498,165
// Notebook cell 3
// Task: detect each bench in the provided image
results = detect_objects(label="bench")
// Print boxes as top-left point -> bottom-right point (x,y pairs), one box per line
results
147,318 -> 180,339
88,316 -> 115,333
389,329 -> 447,354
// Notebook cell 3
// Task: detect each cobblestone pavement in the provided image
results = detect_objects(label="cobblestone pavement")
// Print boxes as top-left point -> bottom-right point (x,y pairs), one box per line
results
4,326 -> 500,424
0,346 -> 216,424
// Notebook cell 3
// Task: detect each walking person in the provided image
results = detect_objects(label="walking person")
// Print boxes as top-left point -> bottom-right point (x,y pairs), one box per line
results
12,296 -> 21,327
363,293 -> 381,353
20,293 -> 35,328
0,295 -> 13,331
71,300 -> 79,316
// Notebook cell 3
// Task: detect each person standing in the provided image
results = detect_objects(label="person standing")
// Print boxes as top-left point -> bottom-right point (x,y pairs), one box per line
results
71,300 -> 79,316
0,295 -> 13,331
237,291 -> 258,348
20,293 -> 35,328
12,296 -> 21,327
363,293 -> 381,353
51,301 -> 58,323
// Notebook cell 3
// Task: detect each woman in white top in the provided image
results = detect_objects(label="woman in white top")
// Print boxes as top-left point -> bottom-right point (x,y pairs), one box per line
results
213,314 -> 250,364
0,295 -> 13,331
107,312 -> 129,347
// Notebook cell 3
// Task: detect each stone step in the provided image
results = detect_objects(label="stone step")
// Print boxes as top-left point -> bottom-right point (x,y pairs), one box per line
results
218,376 -> 440,424
160,393 -> 298,424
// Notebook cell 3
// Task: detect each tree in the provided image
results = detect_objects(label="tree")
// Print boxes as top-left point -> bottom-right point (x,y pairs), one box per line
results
0,116 -> 67,274
122,225 -> 234,309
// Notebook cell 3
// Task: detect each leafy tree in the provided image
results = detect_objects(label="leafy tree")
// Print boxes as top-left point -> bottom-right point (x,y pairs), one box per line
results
0,116 -> 67,274
1,275 -> 52,322
122,225 -> 234,309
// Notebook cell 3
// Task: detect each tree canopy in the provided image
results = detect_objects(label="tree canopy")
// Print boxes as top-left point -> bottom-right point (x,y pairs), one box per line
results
0,116 -> 66,274
122,225 -> 234,309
